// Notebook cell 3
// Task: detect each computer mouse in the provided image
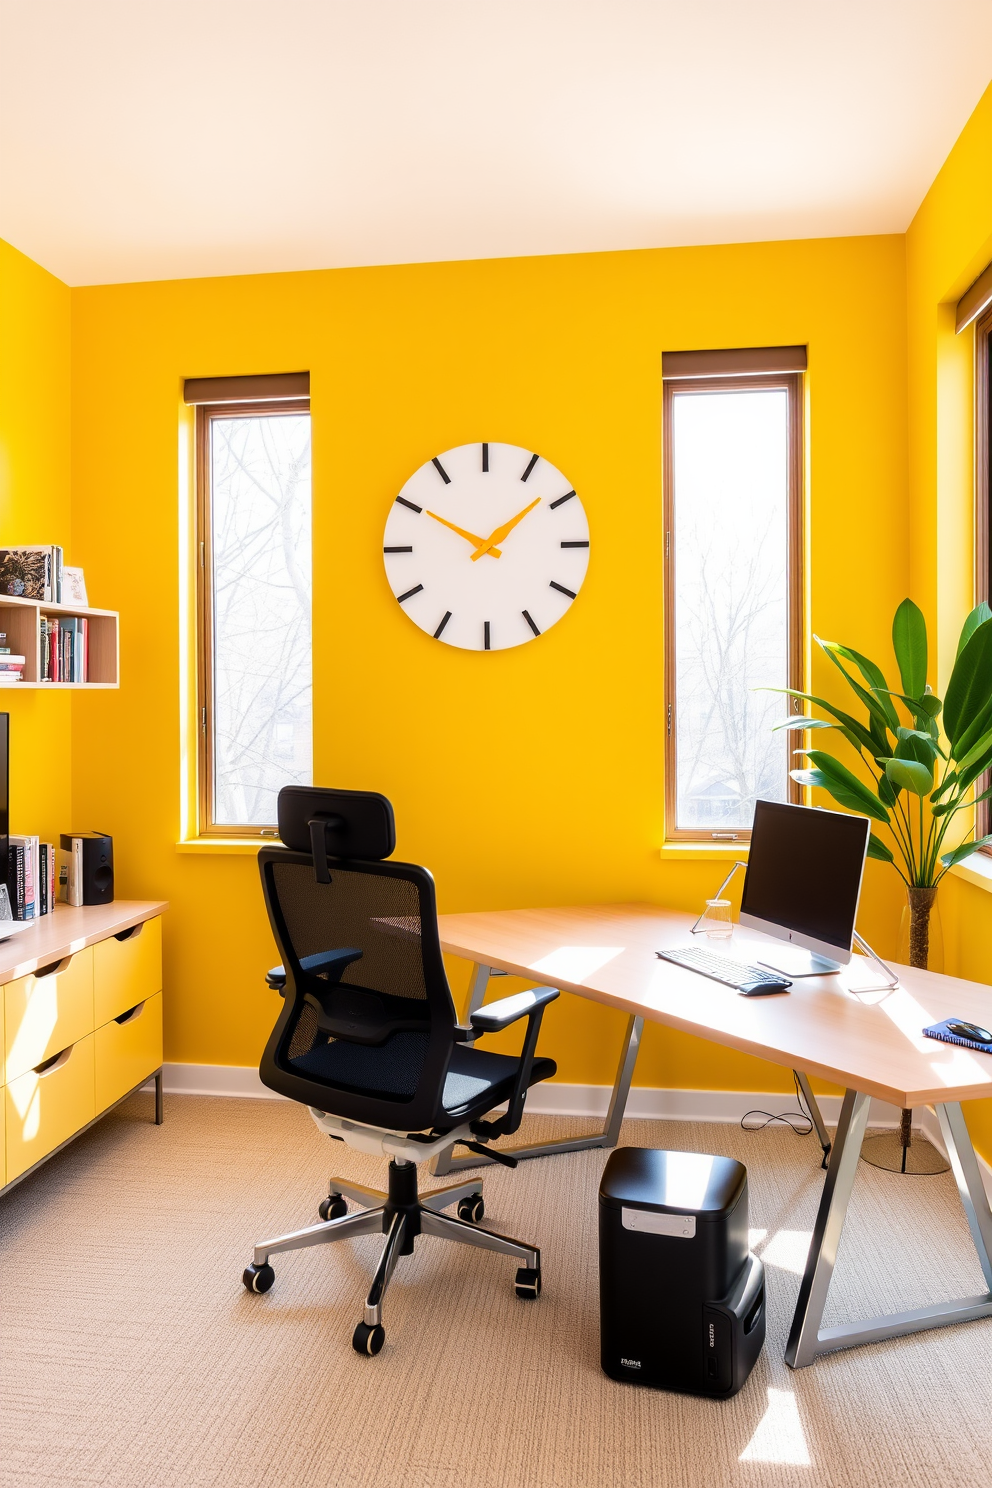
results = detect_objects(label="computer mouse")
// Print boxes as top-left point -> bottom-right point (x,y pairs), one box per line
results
738,979 -> 792,996
947,1020 -> 992,1043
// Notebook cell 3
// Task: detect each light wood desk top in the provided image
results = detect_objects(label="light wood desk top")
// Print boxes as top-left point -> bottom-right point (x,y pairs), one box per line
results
437,902 -> 992,1109
0,900 -> 168,986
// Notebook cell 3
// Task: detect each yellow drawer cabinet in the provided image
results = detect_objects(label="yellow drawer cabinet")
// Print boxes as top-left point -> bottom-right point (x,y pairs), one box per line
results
0,902 -> 166,1196
4,948 -> 94,1083
5,1032 -> 96,1184
96,993 -> 163,1115
93,916 -> 163,1026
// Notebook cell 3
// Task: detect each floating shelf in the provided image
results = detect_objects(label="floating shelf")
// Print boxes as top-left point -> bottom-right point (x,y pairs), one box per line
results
0,594 -> 119,688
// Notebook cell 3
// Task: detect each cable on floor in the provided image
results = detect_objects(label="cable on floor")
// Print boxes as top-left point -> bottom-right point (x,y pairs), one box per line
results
741,1071 -> 815,1139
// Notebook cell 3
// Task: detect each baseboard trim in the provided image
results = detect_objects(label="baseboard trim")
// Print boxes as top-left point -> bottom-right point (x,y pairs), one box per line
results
148,1064 -> 921,1130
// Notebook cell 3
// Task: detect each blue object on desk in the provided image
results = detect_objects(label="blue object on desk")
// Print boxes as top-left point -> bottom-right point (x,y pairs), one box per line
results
923,1018 -> 992,1054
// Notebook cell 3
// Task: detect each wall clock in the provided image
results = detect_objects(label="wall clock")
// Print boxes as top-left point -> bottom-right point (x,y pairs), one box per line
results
382,442 -> 589,651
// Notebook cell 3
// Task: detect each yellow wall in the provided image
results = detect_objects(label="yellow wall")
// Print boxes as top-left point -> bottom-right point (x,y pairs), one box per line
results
0,239 -> 74,843
67,235 -> 908,1095
906,80 -> 992,1152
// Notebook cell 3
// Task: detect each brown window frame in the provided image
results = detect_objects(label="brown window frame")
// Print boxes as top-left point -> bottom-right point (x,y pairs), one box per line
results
662,370 -> 805,843
195,396 -> 311,837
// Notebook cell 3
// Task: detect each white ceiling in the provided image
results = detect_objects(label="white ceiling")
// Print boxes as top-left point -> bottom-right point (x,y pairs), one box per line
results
1,1 -> 991,287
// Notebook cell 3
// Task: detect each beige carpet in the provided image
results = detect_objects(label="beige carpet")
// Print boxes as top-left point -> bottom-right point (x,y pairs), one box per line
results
2,1093 -> 991,1488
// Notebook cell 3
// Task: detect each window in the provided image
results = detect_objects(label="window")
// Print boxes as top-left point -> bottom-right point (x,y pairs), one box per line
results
193,379 -> 312,835
663,349 -> 804,842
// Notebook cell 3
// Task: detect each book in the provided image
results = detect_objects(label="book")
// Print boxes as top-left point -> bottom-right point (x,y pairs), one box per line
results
10,835 -> 39,920
58,842 -> 83,907
38,843 -> 55,915
0,547 -> 52,600
7,843 -> 24,919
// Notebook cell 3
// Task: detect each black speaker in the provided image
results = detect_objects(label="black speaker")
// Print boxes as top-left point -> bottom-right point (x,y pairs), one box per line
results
60,831 -> 114,906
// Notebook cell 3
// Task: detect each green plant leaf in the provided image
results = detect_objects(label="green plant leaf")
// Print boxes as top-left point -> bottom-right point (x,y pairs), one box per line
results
765,688 -> 879,754
943,618 -> 992,746
953,726 -> 992,777
884,757 -> 933,796
951,695 -> 992,763
877,771 -> 901,806
798,750 -> 891,820
932,782 -> 992,818
892,598 -> 928,698
919,688 -> 943,717
940,835 -> 992,870
894,730 -> 938,766
955,747 -> 992,796
771,717 -> 838,732
956,602 -> 992,659
816,637 -> 900,732
866,833 -> 894,862
815,650 -> 895,747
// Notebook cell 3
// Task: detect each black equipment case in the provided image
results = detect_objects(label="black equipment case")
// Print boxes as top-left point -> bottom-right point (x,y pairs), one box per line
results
599,1147 -> 765,1397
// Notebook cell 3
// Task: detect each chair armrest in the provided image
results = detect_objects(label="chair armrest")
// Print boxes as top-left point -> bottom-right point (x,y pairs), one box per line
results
265,946 -> 362,997
470,986 -> 559,1033
469,986 -> 560,1140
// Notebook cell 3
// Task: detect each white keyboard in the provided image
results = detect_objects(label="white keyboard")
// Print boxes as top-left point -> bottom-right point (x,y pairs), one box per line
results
656,946 -> 792,994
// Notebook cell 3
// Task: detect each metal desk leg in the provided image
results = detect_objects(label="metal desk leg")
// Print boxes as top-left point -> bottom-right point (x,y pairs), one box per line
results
786,1090 -> 992,1368
794,1069 -> 831,1167
431,962 -> 643,1176
154,1069 -> 164,1125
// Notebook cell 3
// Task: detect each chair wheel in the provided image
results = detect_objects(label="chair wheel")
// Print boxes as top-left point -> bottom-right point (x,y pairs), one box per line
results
243,1262 -> 275,1294
319,1194 -> 348,1221
514,1266 -> 541,1299
457,1194 -> 485,1223
352,1322 -> 385,1355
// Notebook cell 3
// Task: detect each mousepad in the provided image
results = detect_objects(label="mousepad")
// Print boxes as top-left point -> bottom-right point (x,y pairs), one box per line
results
923,1018 -> 992,1054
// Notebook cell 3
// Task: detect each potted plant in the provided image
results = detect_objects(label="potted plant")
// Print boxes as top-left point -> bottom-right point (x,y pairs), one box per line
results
775,599 -> 992,1173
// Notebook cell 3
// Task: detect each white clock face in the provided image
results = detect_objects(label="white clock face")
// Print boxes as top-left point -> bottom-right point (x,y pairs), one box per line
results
383,442 -> 589,651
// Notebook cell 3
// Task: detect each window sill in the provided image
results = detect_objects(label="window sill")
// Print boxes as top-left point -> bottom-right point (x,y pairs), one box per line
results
950,854 -> 992,894
175,838 -> 268,855
660,843 -> 750,862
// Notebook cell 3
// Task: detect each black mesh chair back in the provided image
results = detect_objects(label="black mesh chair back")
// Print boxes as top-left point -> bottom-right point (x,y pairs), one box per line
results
258,789 -> 459,1132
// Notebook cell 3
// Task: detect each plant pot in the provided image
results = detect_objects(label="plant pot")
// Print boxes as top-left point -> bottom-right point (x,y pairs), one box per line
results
862,884 -> 949,1176
896,885 -> 943,973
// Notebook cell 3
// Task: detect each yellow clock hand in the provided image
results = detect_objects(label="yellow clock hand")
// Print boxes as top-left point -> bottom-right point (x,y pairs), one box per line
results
425,510 -> 503,558
469,497 -> 541,561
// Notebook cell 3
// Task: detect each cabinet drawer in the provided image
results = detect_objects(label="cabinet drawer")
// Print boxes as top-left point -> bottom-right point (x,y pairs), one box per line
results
95,993 -> 163,1114
4,948 -> 94,1083
94,917 -> 163,1026
5,1033 -> 95,1183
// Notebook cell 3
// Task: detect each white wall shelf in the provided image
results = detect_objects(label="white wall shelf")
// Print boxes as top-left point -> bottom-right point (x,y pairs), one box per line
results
0,594 -> 119,688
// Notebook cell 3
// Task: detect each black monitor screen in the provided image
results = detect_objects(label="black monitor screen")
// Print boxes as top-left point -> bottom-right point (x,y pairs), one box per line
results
740,801 -> 869,953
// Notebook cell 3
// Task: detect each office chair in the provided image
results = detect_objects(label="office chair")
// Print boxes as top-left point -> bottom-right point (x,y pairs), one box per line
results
242,786 -> 559,1355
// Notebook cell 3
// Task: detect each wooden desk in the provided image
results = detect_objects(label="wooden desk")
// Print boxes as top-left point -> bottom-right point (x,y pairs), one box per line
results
437,901 -> 992,1368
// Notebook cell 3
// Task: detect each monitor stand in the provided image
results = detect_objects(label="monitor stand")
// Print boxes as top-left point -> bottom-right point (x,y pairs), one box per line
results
756,947 -> 843,978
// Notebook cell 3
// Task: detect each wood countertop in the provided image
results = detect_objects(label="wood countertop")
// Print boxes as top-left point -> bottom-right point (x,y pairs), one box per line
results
0,901 -> 168,986
437,901 -> 992,1108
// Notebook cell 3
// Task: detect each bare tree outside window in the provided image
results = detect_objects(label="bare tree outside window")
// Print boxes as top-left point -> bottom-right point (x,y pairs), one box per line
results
199,404 -> 312,831
664,371 -> 802,841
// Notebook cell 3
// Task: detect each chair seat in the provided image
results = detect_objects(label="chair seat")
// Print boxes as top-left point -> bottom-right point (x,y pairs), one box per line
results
442,1045 -> 557,1121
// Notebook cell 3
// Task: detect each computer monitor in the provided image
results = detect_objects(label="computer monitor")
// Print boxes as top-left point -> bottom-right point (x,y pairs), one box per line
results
739,800 -> 870,976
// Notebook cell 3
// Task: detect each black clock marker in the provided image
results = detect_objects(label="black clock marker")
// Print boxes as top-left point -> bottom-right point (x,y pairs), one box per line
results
522,610 -> 541,636
397,584 -> 424,604
384,545 -> 413,553
549,490 -> 576,510
396,496 -> 422,513
432,457 -> 451,484
482,443 -> 489,472
521,453 -> 539,483
560,540 -> 589,548
549,581 -> 576,599
484,621 -> 491,650
433,611 -> 452,639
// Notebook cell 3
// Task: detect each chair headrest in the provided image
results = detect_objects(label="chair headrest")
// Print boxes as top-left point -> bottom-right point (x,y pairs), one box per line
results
277,787 -> 396,862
